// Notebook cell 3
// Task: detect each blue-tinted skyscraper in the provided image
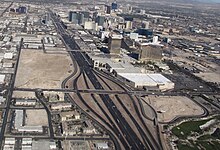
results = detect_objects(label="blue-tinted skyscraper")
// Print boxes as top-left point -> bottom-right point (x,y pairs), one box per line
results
18,6 -> 27,14
96,16 -> 105,26
69,11 -> 78,24
78,13 -> 85,25
137,29 -> 153,37
112,2 -> 118,10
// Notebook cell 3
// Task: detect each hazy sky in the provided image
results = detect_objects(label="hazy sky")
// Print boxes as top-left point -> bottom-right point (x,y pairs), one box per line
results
197,0 -> 220,3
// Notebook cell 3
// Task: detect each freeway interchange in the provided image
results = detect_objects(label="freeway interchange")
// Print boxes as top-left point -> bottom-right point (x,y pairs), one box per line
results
50,11 -> 162,150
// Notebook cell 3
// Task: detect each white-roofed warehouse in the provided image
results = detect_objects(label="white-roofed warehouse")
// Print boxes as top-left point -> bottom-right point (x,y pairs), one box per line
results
117,73 -> 174,91
0,74 -> 5,84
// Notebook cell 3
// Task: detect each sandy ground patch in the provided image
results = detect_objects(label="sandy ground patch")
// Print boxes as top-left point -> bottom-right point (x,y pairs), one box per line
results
194,72 -> 220,84
144,96 -> 204,122
13,91 -> 36,99
15,49 -> 73,89
25,109 -> 48,126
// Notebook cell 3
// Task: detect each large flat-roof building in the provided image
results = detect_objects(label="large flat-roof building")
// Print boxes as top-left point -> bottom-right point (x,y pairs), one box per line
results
15,110 -> 23,129
14,110 -> 43,133
117,73 -> 174,91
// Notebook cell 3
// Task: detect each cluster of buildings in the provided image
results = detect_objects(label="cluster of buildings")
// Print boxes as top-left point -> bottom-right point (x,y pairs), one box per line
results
4,138 -> 57,150
49,104 -> 99,136
52,2 -> 176,91
62,140 -> 110,150
53,0 -> 220,91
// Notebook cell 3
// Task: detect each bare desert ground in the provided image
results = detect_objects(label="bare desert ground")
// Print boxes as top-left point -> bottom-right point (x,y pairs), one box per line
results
25,109 -> 48,126
143,96 -> 204,122
15,49 -> 73,89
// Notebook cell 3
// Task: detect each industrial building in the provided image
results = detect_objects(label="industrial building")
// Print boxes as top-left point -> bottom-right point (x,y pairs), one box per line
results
22,138 -> 32,145
4,138 -> 15,145
4,53 -> 13,59
0,74 -> 5,84
15,99 -> 36,106
51,103 -> 72,110
0,96 -> 5,105
117,73 -> 174,91
3,144 -> 14,150
87,50 -> 173,90
14,109 -> 23,129
31,140 -> 56,150
14,110 -> 43,133
17,126 -> 43,132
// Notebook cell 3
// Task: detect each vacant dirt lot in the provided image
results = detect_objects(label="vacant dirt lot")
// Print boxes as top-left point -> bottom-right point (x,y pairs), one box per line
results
15,49 -> 73,89
194,72 -> 220,84
144,96 -> 204,122
25,109 -> 48,126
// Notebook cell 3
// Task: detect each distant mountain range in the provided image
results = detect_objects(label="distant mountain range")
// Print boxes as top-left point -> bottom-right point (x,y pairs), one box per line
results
166,0 -> 220,3
196,0 -> 220,3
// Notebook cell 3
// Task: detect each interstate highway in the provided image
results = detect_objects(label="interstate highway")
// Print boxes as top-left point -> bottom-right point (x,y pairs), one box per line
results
50,11 -> 162,150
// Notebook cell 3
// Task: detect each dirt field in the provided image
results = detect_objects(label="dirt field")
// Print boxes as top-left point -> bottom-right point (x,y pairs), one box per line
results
15,49 -> 73,89
25,109 -> 48,126
13,91 -> 36,99
194,72 -> 220,84
144,96 -> 204,122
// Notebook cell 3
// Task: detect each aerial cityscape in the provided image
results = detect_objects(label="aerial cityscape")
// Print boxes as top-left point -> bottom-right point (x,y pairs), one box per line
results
0,0 -> 219,149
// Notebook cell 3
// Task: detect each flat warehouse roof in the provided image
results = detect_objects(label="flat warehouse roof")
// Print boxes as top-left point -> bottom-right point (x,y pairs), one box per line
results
148,74 -> 173,84
118,73 -> 173,86
0,74 -> 5,83
118,73 -> 157,86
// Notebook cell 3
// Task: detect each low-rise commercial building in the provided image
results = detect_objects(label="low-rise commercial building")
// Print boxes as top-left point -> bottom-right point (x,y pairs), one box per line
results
15,99 -> 36,106
0,74 -> 6,84
18,126 -> 43,133
96,143 -> 109,149
0,96 -> 5,104
4,138 -> 15,145
4,53 -> 13,59
51,103 -> 72,110
22,138 -> 32,145
60,111 -> 80,121
3,145 -> 15,150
